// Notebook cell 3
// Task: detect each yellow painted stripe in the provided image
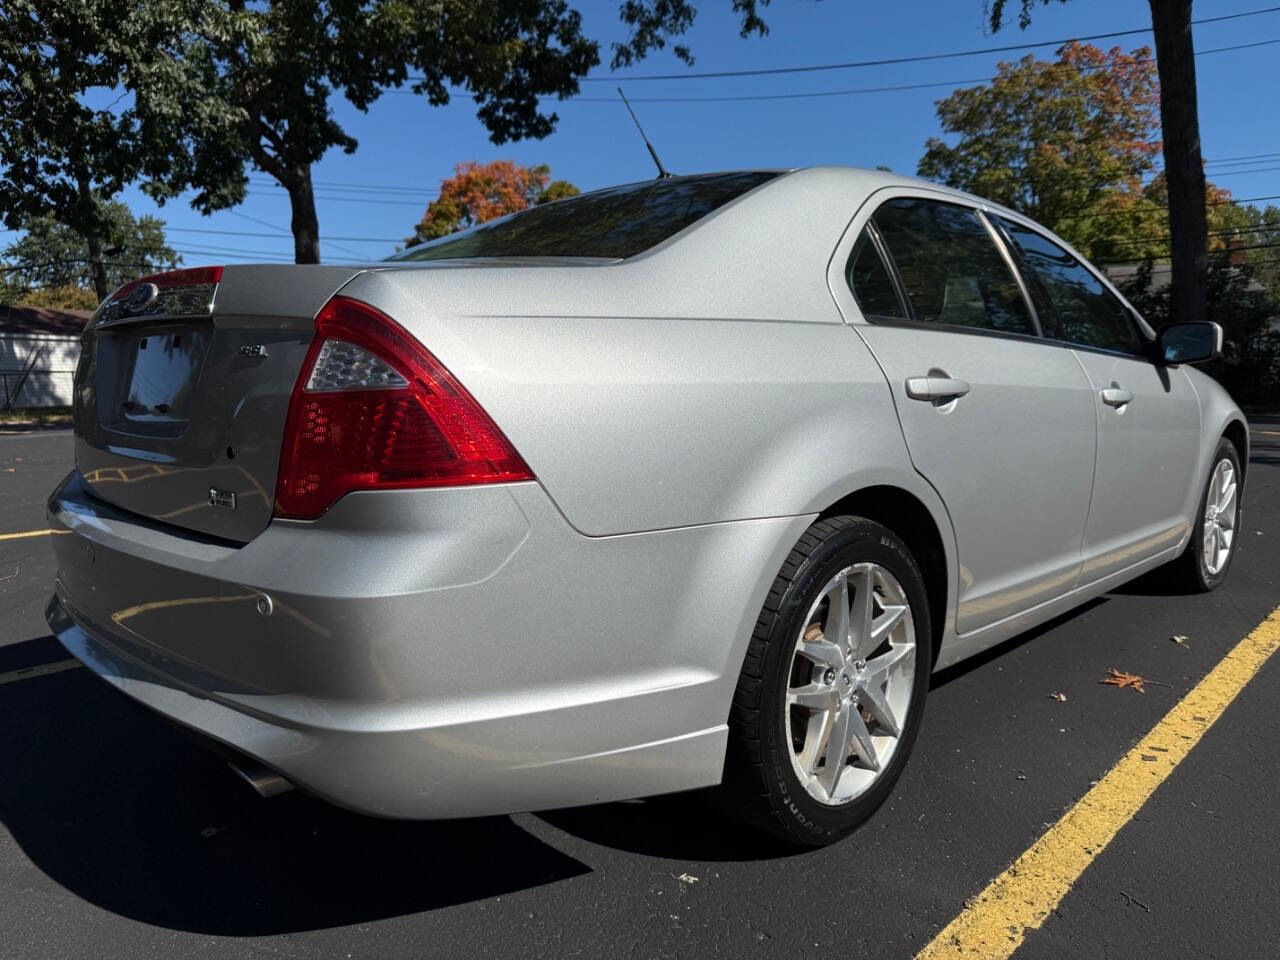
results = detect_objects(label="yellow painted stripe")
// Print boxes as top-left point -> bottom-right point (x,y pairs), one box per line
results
0,658 -> 82,686
0,528 -> 68,542
916,604 -> 1280,960
1253,429 -> 1280,437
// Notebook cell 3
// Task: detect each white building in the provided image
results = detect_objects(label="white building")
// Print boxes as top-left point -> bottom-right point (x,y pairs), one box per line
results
0,304 -> 89,409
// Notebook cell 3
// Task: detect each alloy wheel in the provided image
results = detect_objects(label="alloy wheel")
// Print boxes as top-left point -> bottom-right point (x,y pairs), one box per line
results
784,562 -> 916,805
1203,458 -> 1237,576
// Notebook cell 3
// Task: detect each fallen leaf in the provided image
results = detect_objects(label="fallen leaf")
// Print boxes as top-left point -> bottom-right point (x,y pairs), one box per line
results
1048,691 -> 1068,702
675,873 -> 698,884
1100,668 -> 1145,693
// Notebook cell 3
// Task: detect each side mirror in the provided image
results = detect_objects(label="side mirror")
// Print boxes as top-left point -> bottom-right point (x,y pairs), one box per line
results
1157,321 -> 1223,365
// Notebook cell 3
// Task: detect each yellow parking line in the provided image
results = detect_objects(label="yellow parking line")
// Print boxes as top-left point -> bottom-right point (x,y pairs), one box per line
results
0,529 -> 67,542
916,604 -> 1280,960
1253,429 -> 1280,437
0,659 -> 82,686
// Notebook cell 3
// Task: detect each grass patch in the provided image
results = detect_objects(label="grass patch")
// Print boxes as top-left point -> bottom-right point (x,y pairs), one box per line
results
0,405 -> 73,427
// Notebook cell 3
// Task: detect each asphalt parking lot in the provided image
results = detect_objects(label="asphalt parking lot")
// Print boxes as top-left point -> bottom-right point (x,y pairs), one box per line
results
1,423 -> 1277,960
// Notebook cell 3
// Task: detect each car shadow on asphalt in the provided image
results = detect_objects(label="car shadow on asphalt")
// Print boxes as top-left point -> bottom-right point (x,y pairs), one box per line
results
535,793 -> 805,863
0,637 -> 589,936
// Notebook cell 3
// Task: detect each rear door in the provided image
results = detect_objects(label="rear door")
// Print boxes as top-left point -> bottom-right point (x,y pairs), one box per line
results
839,195 -> 1098,635
995,218 -> 1202,581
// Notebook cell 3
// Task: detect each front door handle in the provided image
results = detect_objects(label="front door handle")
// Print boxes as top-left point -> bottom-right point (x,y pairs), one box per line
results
1100,384 -> 1134,408
905,376 -> 971,401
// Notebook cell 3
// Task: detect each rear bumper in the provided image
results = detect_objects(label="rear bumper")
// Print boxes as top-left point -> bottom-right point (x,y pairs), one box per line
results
47,471 -> 809,818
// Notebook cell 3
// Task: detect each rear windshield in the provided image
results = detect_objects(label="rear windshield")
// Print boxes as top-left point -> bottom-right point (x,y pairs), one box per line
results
387,171 -> 780,262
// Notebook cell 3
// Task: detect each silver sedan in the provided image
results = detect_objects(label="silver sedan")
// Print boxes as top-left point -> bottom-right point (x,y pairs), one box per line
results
46,168 -> 1246,845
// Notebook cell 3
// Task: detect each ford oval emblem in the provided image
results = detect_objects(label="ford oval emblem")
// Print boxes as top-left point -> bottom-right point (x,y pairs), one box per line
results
123,282 -> 160,314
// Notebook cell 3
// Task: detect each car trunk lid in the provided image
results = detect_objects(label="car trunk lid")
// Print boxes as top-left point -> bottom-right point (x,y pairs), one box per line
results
73,264 -> 365,543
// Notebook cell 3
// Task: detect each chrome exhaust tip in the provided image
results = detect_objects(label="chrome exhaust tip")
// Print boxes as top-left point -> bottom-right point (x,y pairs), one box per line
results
227,758 -> 294,798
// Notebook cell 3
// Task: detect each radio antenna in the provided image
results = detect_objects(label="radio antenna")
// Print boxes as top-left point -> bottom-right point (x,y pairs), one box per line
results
617,87 -> 672,179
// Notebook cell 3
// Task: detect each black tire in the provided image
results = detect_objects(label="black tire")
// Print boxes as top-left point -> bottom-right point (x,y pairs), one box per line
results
719,515 -> 932,847
1164,437 -> 1243,593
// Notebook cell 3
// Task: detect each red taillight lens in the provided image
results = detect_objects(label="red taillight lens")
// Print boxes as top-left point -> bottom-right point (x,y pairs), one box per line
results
113,266 -> 224,299
274,296 -> 533,519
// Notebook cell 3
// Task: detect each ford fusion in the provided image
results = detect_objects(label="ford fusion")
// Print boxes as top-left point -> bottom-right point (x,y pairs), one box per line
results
46,168 -> 1246,845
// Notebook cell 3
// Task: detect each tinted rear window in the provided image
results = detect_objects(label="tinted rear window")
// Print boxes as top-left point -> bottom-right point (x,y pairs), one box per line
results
387,171 -> 780,262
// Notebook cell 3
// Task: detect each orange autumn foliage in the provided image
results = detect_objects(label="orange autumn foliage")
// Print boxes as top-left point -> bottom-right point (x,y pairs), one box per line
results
407,161 -> 578,244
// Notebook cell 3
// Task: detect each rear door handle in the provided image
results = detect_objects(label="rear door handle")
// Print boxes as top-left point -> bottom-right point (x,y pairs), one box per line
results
1100,385 -> 1134,408
905,376 -> 971,401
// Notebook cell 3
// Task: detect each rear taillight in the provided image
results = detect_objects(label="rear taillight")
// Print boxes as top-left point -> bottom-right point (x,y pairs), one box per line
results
274,296 -> 533,519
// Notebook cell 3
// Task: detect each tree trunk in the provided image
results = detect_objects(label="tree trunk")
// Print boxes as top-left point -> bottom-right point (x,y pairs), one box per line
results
1149,0 -> 1208,327
285,164 -> 321,264
76,174 -> 110,302
85,231 -> 109,302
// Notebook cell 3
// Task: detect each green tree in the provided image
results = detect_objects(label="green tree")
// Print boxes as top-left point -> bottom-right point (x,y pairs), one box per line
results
186,2 -> 596,265
1,200 -> 180,299
988,0 -> 1211,326
407,161 -> 579,244
182,1 -> 772,264
918,42 -> 1164,262
0,0 -> 243,300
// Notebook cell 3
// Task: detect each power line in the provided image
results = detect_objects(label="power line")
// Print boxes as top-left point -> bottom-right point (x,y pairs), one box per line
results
247,177 -> 439,198
1053,193 -> 1280,224
569,5 -> 1280,82
164,226 -> 398,243
1146,163 -> 1280,181
1106,223 -> 1280,246
1206,151 -> 1280,164
0,258 -> 162,274
249,189 -> 428,208
1206,152 -> 1280,167
1110,239 -> 1280,256
566,37 -> 1280,103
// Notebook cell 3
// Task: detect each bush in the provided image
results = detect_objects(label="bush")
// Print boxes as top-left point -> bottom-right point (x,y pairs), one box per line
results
9,284 -> 100,310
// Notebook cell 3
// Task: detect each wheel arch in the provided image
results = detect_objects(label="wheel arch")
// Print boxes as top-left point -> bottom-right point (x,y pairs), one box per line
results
1223,418 -> 1249,479
817,485 -> 950,665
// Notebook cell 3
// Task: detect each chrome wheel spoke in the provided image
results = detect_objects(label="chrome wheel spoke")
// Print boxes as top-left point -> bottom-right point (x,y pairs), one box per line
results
870,604 -> 907,649
823,571 -> 851,652
798,708 -> 834,775
797,639 -> 843,671
845,707 -> 880,772
789,683 -> 839,711
856,673 -> 900,738
864,642 -> 911,683
1218,483 -> 1236,528
816,707 -> 852,796
850,566 -> 878,659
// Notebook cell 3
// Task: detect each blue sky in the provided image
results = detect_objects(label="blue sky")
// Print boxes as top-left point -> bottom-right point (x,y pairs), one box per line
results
10,1 -> 1279,266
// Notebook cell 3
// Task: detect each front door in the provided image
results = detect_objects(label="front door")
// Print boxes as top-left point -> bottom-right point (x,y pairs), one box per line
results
994,216 -> 1202,582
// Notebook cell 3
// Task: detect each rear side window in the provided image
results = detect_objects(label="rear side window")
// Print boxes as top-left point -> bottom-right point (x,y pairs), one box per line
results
387,171 -> 779,262
870,197 -> 1035,336
997,218 -> 1142,355
846,228 -> 906,320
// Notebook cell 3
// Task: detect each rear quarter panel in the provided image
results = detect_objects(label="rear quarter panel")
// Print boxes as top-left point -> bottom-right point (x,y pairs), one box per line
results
339,168 -> 943,540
